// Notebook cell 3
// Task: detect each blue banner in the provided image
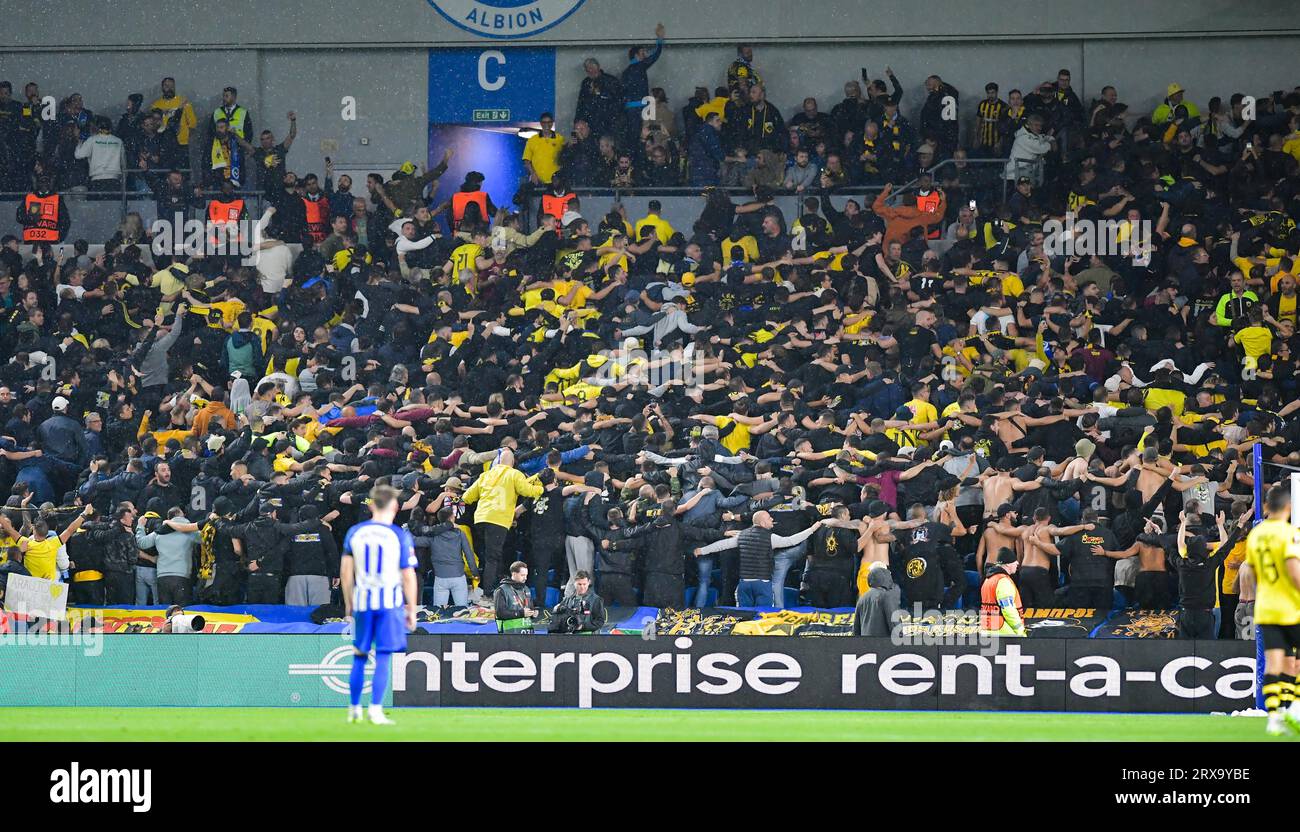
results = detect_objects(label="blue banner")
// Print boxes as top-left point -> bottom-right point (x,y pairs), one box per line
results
428,47 -> 555,125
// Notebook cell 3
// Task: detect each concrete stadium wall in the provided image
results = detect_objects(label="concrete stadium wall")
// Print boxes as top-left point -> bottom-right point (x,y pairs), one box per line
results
6,0 -> 1297,49
0,49 -> 428,194
1,0 -> 1296,205
554,35 -> 1300,148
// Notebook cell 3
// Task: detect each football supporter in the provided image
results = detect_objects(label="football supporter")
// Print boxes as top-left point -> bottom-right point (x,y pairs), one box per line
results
0,63 -> 1295,632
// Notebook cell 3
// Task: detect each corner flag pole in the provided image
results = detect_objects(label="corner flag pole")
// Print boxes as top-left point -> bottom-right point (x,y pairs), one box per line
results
1254,443 -> 1265,710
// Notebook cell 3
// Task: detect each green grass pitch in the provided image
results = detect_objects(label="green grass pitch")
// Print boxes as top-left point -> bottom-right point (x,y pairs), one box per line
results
0,708 -> 1282,741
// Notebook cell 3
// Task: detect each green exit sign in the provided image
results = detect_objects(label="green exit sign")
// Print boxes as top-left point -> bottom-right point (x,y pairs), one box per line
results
473,109 -> 511,122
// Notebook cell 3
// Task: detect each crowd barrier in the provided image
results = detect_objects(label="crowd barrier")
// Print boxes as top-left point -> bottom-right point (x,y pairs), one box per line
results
0,632 -> 1254,712
3,603 -> 1215,638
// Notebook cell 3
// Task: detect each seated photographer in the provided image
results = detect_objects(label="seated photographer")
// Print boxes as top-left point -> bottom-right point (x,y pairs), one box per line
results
550,570 -> 608,633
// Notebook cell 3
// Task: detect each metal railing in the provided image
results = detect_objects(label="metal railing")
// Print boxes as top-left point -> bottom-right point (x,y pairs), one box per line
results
561,156 -> 1019,203
4,154 -> 1045,243
1,168 -> 277,245
0,168 -> 273,205
542,157 -> 1022,234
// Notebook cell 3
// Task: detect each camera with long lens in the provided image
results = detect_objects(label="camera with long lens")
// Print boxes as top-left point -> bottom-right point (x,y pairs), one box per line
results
165,605 -> 206,633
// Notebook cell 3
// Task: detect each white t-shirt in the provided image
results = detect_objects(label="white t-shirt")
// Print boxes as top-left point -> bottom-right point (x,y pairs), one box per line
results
255,242 -> 294,293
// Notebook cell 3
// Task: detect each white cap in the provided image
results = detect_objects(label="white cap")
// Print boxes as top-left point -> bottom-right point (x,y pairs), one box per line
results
51,396 -> 69,413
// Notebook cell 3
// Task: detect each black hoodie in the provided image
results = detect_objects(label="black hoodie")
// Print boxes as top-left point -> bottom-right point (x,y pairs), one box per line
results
275,511 -> 341,579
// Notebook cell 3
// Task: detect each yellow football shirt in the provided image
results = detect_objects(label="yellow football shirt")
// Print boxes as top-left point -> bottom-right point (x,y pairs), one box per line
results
1247,518 -> 1300,626
523,134 -> 565,184
451,243 -> 484,275
715,415 -> 751,454
21,534 -> 62,581
1234,325 -> 1272,359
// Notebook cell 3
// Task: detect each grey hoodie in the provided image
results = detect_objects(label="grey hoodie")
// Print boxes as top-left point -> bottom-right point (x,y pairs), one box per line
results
139,314 -> 185,389
854,566 -> 900,637
135,521 -> 200,579
418,523 -> 476,580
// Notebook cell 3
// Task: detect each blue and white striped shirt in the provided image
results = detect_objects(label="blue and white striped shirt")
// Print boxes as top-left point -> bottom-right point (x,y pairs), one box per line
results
343,521 -> 417,612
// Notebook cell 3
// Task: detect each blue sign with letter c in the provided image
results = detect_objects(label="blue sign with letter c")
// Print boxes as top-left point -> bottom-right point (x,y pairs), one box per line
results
428,47 -> 556,124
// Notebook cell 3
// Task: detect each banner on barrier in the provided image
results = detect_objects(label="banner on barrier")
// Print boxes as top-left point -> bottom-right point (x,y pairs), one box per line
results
0,634 -> 372,707
1095,609 -> 1182,638
3,574 -> 68,620
731,610 -> 856,636
65,609 -> 258,634
653,607 -> 1109,638
392,635 -> 1256,712
0,632 -> 1256,711
1021,608 -> 1109,638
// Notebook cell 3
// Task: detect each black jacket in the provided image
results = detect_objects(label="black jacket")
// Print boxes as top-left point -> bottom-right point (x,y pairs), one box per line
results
66,529 -> 104,578
82,520 -> 138,574
564,491 -> 609,539
276,519 -> 341,579
920,83 -> 960,147
614,516 -> 723,577
36,413 -> 89,465
574,71 -> 623,137
1169,522 -> 1246,610
552,589 -> 608,631
893,521 -> 965,606
600,524 -> 640,575
217,515 -> 290,574
136,481 -> 185,514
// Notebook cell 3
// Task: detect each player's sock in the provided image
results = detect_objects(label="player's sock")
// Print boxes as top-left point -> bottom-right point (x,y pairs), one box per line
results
349,653 -> 367,708
1281,674 -> 1296,708
371,651 -> 392,707
1263,673 -> 1283,714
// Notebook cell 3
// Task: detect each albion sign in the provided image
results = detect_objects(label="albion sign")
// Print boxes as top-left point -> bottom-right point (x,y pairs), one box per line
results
427,1 -> 586,38
392,635 -> 1255,712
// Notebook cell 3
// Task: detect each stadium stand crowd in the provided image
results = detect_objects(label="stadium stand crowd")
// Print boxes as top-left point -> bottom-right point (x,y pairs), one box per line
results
0,42 -> 1299,640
